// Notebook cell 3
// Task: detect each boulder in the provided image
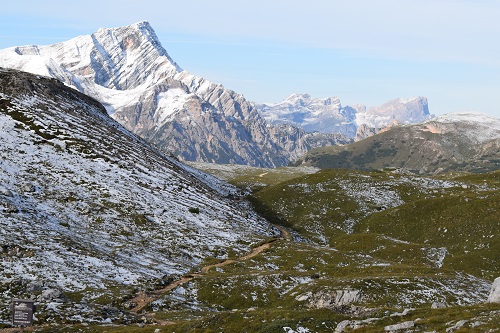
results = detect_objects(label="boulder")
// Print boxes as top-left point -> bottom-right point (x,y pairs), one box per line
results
40,288 -> 66,302
487,277 -> 500,303
21,183 -> 36,193
0,185 -> 13,197
0,198 -> 18,213
431,302 -> 447,309
384,321 -> 414,331
308,289 -> 362,309
335,320 -> 352,333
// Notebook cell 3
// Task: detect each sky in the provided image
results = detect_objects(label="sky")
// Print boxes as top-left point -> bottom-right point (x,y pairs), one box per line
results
0,0 -> 499,117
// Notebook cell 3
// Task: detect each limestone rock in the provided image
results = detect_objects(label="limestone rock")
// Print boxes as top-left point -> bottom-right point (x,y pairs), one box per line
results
40,288 -> 67,302
487,277 -> 500,303
335,320 -> 352,333
308,289 -> 362,309
384,320 -> 414,331
357,97 -> 431,129
431,301 -> 447,309
0,198 -> 18,213
446,320 -> 468,333
0,185 -> 13,197
355,123 -> 378,141
21,183 -> 36,193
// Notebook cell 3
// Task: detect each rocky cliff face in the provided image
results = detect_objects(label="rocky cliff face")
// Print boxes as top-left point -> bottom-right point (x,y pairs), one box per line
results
0,22 -> 349,167
256,93 -> 359,137
355,96 -> 431,129
257,94 -> 431,140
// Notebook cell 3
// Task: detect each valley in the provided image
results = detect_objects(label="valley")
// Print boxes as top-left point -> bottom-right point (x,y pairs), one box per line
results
0,21 -> 499,333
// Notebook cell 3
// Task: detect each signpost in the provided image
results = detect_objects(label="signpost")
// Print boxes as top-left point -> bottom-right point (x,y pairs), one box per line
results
11,299 -> 36,327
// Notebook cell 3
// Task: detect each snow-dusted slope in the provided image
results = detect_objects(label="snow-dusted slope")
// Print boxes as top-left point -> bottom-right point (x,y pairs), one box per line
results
0,68 -> 275,320
0,22 -> 349,167
257,95 -> 431,139
427,112 -> 500,143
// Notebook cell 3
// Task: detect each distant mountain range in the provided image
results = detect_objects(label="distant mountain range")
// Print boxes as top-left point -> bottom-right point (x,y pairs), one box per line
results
256,94 -> 431,139
294,112 -> 500,174
0,21 -> 349,167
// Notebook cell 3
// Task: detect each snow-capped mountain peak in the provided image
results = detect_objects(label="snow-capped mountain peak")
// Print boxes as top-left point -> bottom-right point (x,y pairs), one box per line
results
1,21 -> 181,93
256,94 -> 356,136
1,22 -> 350,167
257,94 -> 432,139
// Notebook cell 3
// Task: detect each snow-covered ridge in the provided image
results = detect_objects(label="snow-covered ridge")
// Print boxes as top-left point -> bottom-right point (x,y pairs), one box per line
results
433,111 -> 500,127
423,111 -> 500,144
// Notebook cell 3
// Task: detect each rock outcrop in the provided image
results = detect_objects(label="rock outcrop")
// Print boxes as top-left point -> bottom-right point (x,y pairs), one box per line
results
487,277 -> 500,303
296,289 -> 363,310
384,321 -> 415,332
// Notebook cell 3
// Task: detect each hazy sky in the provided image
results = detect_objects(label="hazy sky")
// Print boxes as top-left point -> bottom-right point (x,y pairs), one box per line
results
1,0 -> 499,117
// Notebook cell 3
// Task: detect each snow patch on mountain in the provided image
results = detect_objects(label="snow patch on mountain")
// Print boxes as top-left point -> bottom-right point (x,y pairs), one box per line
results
156,89 -> 192,124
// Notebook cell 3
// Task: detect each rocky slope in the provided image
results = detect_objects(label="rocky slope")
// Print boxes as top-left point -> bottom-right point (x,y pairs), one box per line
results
0,21 -> 349,167
256,94 -> 431,139
294,112 -> 500,174
0,68 -> 276,324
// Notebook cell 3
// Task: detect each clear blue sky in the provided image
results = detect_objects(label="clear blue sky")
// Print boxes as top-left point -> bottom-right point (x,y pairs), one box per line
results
1,0 -> 499,117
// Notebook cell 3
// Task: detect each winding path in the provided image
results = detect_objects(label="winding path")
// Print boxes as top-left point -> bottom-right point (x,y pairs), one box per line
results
130,225 -> 290,314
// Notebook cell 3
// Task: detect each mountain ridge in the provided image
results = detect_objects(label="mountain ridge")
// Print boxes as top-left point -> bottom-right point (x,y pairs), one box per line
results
0,21 -> 349,167
256,94 -> 431,139
294,111 -> 500,174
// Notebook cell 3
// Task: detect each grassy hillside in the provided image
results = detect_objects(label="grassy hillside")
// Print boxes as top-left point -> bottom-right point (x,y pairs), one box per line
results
293,124 -> 500,175
3,167 -> 498,332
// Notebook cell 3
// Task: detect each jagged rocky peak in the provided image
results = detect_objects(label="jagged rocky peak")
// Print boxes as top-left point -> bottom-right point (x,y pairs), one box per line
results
4,21 -> 181,91
257,94 -> 432,139
87,20 -> 182,89
256,93 -> 356,136
0,22 -> 351,167
270,93 -> 342,109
